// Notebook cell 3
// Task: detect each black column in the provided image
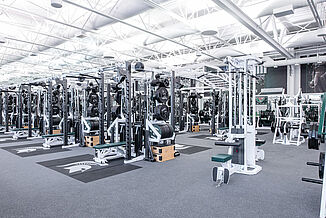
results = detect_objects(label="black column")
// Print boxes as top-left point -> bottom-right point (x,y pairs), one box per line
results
62,79 -> 68,146
4,92 -> 8,132
18,89 -> 22,128
48,82 -> 53,134
179,91 -> 183,131
27,85 -> 32,137
211,89 -> 216,135
106,83 -> 111,138
170,71 -> 175,130
144,82 -> 151,161
125,62 -> 132,160
99,72 -> 105,145
0,91 -> 3,126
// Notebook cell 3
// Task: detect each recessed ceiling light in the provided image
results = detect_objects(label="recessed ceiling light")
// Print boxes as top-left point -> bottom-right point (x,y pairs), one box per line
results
273,65 -> 278,68
76,34 -> 87,38
103,55 -> 114,59
51,0 -> 62,8
0,36 -> 6,44
201,30 -> 217,36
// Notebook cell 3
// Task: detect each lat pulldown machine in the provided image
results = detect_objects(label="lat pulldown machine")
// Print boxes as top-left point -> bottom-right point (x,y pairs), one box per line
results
211,56 -> 264,186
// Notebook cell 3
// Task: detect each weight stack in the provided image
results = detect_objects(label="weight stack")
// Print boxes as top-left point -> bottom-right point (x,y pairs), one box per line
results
85,135 -> 100,147
151,145 -> 175,162
192,125 -> 200,132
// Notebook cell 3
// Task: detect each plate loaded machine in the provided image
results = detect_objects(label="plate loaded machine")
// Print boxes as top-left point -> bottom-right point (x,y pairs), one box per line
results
144,71 -> 176,161
93,62 -> 145,164
0,88 -> 18,133
11,83 -> 42,140
211,56 -> 264,186
273,90 -> 305,146
80,76 -> 102,146
186,91 -> 201,132
42,78 -> 76,148
302,93 -> 326,218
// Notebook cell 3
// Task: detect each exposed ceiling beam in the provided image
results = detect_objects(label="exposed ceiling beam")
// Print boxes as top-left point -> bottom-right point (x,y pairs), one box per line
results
0,45 -> 102,66
211,0 -> 294,59
62,0 -> 224,62
307,0 -> 323,27
0,4 -> 169,59
306,0 -> 326,42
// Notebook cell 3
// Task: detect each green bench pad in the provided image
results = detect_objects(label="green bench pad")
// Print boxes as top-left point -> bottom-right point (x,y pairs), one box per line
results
256,139 -> 266,146
12,128 -> 39,131
94,142 -> 126,149
211,154 -> 232,163
42,132 -> 75,138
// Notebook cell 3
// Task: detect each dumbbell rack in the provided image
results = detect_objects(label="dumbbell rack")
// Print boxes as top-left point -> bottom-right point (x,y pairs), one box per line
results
320,93 -> 326,218
302,93 -> 326,218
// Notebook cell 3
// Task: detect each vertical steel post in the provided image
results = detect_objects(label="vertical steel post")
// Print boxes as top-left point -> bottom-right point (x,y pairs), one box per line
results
4,92 -> 8,132
125,62 -> 132,160
48,81 -> 53,134
0,91 -> 2,126
62,78 -> 68,146
18,89 -> 23,128
27,85 -> 32,137
99,71 -> 105,145
179,91 -> 183,131
170,71 -> 175,130
106,83 -> 111,140
211,89 -> 216,135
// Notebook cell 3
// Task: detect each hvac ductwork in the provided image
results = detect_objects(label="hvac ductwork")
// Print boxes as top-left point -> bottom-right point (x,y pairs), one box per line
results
264,56 -> 326,67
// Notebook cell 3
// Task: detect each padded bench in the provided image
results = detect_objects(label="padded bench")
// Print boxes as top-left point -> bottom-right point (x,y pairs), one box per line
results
211,154 -> 232,163
215,141 -> 241,147
93,141 -> 126,149
256,139 -> 266,146
12,128 -> 39,131
42,132 -> 75,138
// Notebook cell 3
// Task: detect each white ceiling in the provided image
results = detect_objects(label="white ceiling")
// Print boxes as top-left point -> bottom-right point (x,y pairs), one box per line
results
0,0 -> 324,85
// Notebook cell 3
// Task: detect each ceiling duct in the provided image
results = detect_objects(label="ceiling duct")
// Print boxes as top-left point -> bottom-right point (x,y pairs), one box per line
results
273,5 -> 294,17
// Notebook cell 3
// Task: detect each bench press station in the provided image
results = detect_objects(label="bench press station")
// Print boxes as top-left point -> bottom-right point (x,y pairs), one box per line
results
11,128 -> 40,140
42,132 -> 76,148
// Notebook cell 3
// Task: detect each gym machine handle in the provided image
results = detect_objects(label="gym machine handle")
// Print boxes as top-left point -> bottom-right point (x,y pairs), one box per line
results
306,162 -> 320,167
215,141 -> 241,147
302,177 -> 323,185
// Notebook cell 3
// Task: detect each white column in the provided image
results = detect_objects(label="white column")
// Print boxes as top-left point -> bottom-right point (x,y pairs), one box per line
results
287,64 -> 301,96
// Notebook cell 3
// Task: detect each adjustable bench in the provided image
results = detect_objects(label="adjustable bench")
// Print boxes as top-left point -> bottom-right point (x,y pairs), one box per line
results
42,132 -> 75,138
93,141 -> 126,164
42,132 -> 75,148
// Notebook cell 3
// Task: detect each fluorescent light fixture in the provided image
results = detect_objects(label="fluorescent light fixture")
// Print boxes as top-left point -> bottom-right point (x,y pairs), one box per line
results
0,36 -> 6,44
51,0 -> 62,8
201,30 -> 217,36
